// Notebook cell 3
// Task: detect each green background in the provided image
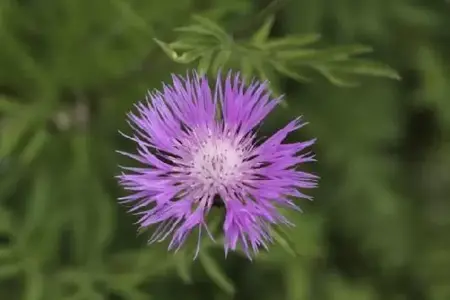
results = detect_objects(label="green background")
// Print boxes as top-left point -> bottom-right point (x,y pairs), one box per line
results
0,0 -> 449,299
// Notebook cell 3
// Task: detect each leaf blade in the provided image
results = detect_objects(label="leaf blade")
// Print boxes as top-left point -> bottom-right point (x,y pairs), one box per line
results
251,16 -> 275,45
265,34 -> 321,50
199,252 -> 235,295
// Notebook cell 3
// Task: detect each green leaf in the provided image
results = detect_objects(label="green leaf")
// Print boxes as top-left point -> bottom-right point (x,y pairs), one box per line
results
264,33 -> 321,50
251,16 -> 275,45
18,211 -> 65,263
278,45 -> 373,61
155,39 -> 206,64
154,39 -> 182,61
175,25 -> 219,37
69,134 -> 91,263
271,61 -> 311,82
285,260 -> 311,300
211,50 -> 232,74
314,66 -> 359,87
90,180 -> 115,260
0,110 -> 34,159
19,129 -> 48,164
175,250 -> 192,284
108,249 -> 172,284
20,168 -> 52,239
197,50 -> 214,75
178,50 -> 209,64
157,16 -> 400,94
169,40 -> 197,50
170,38 -> 216,50
253,60 -> 275,87
270,226 -> 297,257
326,59 -> 401,79
325,273 -> 376,300
199,252 -> 235,295
110,0 -> 151,31
57,269 -> 103,299
205,207 -> 223,236
240,58 -> 254,83
252,61 -> 285,105
191,15 -> 230,42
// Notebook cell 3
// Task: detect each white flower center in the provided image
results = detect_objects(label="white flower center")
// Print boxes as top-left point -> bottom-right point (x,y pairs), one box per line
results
191,138 -> 243,188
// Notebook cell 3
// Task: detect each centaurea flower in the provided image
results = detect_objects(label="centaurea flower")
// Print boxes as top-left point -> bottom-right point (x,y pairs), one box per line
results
117,72 -> 318,259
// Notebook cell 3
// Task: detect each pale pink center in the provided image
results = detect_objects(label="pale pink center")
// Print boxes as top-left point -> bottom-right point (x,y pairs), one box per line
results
190,137 -> 243,189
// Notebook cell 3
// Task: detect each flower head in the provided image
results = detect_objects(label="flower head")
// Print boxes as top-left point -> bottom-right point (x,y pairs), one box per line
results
117,71 -> 318,259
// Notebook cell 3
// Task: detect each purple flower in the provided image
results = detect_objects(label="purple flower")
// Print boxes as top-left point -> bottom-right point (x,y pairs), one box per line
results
117,71 -> 318,259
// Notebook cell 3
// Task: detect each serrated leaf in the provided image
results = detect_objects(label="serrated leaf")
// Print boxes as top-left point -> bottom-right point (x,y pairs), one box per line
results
155,38 -> 207,64
253,61 -> 285,106
271,61 -> 311,82
170,38 -> 216,50
253,61 -> 275,87
211,50 -> 232,74
278,45 -> 373,61
265,34 -> 321,50
175,25 -> 219,36
178,50 -> 209,64
201,2 -> 251,20
314,66 -> 359,87
319,45 -> 375,60
169,40 -> 197,50
251,16 -> 275,45
191,15 -> 230,42
326,59 -> 401,79
199,252 -> 235,295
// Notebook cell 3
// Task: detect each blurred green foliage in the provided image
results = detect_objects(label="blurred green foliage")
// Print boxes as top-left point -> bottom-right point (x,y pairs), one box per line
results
0,0 -> 449,299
